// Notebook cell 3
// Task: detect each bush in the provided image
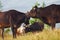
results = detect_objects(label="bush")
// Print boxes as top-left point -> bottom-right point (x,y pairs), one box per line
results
29,18 -> 43,25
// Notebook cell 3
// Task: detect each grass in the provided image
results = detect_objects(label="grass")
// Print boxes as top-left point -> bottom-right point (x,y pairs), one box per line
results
0,29 -> 60,40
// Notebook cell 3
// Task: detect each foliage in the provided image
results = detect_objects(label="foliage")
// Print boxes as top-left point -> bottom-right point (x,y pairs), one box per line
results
32,1 -> 40,9
44,24 -> 51,29
5,28 -> 10,33
0,1 -> 3,11
35,1 -> 40,7
42,1 -> 46,8
29,18 -> 43,25
32,1 -> 46,8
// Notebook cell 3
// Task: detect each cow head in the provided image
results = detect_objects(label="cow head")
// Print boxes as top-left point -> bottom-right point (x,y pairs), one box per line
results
28,6 -> 45,18
28,6 -> 38,18
28,6 -> 50,25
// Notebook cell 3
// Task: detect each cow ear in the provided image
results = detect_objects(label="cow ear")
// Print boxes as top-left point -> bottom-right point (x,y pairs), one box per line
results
34,6 -> 38,8
33,7 -> 36,10
32,6 -> 38,10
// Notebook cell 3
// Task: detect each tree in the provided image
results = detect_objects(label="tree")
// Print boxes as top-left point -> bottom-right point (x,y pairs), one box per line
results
32,1 -> 40,9
35,1 -> 40,7
42,1 -> 46,8
0,1 -> 3,11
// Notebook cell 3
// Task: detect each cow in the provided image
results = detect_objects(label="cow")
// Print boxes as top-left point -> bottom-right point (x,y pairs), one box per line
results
28,4 -> 60,29
25,22 -> 44,33
0,9 -> 29,39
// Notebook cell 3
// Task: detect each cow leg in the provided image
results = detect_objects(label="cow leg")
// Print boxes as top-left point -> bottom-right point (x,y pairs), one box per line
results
10,23 -> 16,38
11,24 -> 17,38
51,23 -> 55,29
14,28 -> 17,38
50,18 -> 56,29
47,17 -> 56,29
11,27 -> 16,38
9,16 -> 17,38
2,28 -> 4,40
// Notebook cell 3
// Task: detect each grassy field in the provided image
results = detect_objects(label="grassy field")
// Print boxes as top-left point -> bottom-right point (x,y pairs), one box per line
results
0,29 -> 60,40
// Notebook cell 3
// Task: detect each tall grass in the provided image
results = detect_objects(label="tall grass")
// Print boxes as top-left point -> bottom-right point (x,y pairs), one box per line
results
0,29 -> 60,40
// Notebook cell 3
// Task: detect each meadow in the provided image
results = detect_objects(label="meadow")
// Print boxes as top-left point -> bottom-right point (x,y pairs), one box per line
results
0,28 -> 60,40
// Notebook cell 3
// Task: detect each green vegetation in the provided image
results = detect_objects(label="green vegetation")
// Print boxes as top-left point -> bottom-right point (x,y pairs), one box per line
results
32,1 -> 46,8
34,1 -> 40,7
29,18 -> 43,25
0,1 -> 3,11
5,28 -> 10,33
42,1 -> 46,8
32,1 -> 40,9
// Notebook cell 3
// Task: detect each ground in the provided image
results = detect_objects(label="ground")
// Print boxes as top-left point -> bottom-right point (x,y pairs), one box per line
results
0,28 -> 60,40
